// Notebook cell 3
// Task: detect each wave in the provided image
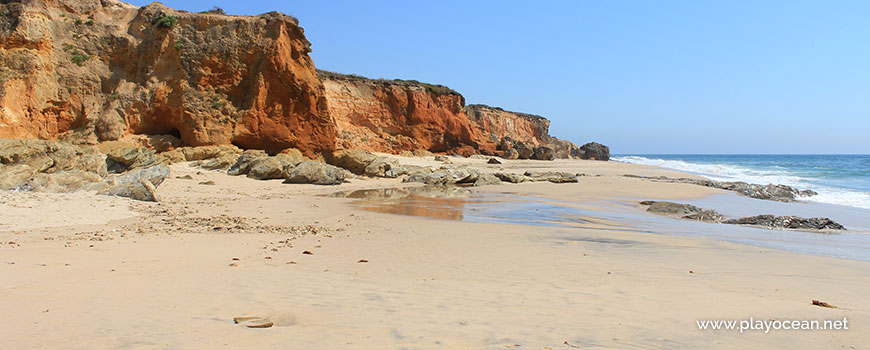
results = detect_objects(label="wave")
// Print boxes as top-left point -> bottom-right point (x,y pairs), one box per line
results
613,156 -> 870,210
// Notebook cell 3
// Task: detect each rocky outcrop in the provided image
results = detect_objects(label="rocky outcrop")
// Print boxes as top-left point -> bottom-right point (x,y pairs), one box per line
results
0,138 -> 107,190
722,215 -> 846,231
577,142 -> 610,161
639,201 -> 723,222
0,0 -> 334,157
284,161 -> 345,185
640,201 -> 845,231
625,175 -> 817,202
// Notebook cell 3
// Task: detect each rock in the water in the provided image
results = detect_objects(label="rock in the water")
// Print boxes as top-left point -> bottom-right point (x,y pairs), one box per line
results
325,150 -> 378,175
403,167 -> 477,185
723,215 -> 845,230
523,171 -> 578,183
641,201 -> 723,222
577,142 -> 610,161
99,165 -> 170,202
532,146 -> 556,161
625,175 -> 816,202
487,158 -> 502,165
284,161 -> 346,185
494,172 -> 532,184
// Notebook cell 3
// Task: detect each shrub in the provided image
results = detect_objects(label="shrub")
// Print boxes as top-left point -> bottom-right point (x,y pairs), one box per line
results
152,14 -> 177,29
85,19 -> 94,25
74,19 -> 83,25
71,50 -> 90,66
174,41 -> 183,50
201,7 -> 226,15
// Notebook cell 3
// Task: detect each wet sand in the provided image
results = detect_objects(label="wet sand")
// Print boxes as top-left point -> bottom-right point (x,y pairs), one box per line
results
1,157 -> 867,349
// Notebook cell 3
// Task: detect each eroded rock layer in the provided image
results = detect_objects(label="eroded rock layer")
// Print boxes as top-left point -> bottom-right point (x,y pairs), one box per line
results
0,0 -> 334,157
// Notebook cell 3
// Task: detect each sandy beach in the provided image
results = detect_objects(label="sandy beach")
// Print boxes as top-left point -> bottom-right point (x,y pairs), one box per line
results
1,156 -> 866,349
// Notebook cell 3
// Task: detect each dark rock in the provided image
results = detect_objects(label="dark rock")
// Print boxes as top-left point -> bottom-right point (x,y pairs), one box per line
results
723,215 -> 845,230
641,201 -> 723,222
247,154 -> 305,180
503,148 -> 519,160
578,142 -> 610,161
227,150 -> 269,176
532,146 -> 555,161
284,161 -> 346,185
434,155 -> 450,162
625,175 -> 817,202
487,158 -> 502,165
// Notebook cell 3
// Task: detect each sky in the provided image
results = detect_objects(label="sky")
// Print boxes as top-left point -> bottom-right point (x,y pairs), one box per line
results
129,0 -> 870,154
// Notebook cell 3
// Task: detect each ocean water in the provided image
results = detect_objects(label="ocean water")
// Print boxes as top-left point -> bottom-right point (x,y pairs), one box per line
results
612,155 -> 870,210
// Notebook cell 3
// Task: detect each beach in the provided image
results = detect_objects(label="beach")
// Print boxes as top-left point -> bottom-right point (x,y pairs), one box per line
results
2,156 -> 867,349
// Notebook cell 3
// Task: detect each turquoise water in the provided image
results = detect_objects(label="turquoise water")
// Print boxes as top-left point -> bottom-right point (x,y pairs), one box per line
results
612,155 -> 870,209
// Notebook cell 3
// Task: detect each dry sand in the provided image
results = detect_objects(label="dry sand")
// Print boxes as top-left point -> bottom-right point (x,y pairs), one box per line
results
1,157 -> 867,349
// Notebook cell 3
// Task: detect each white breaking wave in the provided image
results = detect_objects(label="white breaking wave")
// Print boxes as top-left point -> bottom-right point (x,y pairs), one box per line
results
613,156 -> 870,210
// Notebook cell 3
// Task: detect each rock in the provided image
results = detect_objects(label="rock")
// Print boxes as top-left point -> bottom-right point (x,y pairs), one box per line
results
723,215 -> 845,230
197,155 -> 240,170
0,164 -> 37,190
641,201 -> 723,222
227,150 -> 269,176
247,154 -> 305,180
178,175 -> 194,180
494,172 -> 532,184
284,161 -> 346,185
625,175 -> 816,202
514,141 -> 534,160
0,139 -> 107,176
403,167 -> 477,185
325,149 -> 378,175
119,134 -> 182,152
472,173 -> 502,186
412,150 -> 434,157
578,142 -> 610,161
199,180 -> 216,185
524,171 -> 578,183
502,148 -> 519,160
23,171 -> 105,193
434,155 -> 450,162
487,158 -> 502,165
99,165 -> 170,202
532,146 -> 555,161
106,147 -> 165,171
364,157 -> 402,178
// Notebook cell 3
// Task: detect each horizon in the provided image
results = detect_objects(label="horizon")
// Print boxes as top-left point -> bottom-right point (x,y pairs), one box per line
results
129,0 -> 870,155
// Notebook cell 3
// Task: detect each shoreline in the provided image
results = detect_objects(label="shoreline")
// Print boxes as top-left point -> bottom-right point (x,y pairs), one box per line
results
1,157 -> 867,348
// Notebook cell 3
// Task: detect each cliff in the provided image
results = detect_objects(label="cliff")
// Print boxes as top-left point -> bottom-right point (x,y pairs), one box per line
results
1,0 -> 603,160
320,71 -> 581,158
0,0 -> 334,157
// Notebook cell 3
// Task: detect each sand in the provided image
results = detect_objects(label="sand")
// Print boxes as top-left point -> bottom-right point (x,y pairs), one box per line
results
1,157 -> 867,349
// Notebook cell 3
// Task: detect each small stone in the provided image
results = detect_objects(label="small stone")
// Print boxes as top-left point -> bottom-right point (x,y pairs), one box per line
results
358,259 -> 368,263
302,250 -> 313,255
199,180 -> 215,185
487,158 -> 502,164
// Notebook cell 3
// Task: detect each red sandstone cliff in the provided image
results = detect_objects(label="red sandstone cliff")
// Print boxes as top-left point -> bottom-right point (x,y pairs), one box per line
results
0,0 -> 334,157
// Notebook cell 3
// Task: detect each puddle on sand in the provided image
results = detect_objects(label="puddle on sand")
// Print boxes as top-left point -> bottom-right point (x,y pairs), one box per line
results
328,186 -> 650,234
328,187 -> 870,261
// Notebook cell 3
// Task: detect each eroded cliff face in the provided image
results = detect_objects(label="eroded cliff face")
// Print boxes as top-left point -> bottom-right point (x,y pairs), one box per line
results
321,72 -> 580,158
0,0 -> 334,157
320,71 -> 497,156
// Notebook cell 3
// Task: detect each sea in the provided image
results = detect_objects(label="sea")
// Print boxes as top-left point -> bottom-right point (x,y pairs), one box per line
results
612,154 -> 870,210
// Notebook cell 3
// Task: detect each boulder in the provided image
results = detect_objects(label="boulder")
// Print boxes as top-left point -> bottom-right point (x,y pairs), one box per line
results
0,165 -> 37,190
325,149 -> 378,175
284,161 -> 346,185
227,150 -> 269,176
106,147 -> 165,171
524,171 -> 578,183
473,173 -> 502,186
532,146 -> 556,161
494,172 -> 532,184
487,158 -> 502,165
514,141 -> 534,159
24,171 -> 105,193
434,155 -> 450,162
502,148 -> 519,160
577,142 -> 610,161
99,165 -> 170,202
403,167 -> 477,185
364,157 -> 403,178
0,139 -> 107,176
247,154 -> 305,180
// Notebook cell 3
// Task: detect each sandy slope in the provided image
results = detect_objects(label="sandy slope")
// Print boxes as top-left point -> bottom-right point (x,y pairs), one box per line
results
0,157 -> 866,349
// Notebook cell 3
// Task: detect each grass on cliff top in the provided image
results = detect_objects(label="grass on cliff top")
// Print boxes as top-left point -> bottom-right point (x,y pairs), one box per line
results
317,69 -> 461,97
466,104 -> 549,123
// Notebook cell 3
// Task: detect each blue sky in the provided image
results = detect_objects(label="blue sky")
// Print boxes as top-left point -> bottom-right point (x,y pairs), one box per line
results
130,1 -> 870,154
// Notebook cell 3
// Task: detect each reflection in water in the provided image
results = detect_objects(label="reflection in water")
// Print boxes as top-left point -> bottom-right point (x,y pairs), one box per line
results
328,186 -> 870,261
